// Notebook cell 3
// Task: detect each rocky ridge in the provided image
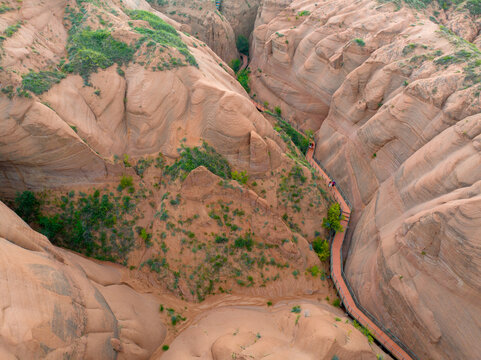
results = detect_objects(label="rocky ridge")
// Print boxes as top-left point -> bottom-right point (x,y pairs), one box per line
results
249,0 -> 481,359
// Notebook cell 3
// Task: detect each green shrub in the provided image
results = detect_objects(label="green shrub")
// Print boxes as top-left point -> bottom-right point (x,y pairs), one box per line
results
354,38 -> 365,47
234,233 -> 254,251
215,234 -> 228,243
21,70 -> 66,95
466,0 -> 481,15
332,298 -> 341,307
231,170 -> 249,184
229,58 -> 241,73
165,142 -> 231,180
312,237 -> 330,261
307,265 -> 320,276
237,68 -> 250,93
0,5 -> 13,13
274,106 -> 282,116
5,21 -> 21,37
322,203 -> 344,232
1,85 -> 14,99
297,10 -> 310,16
31,190 -> 136,262
65,29 -> 134,80
236,35 -> 249,56
275,118 -> 309,154
134,157 -> 153,177
162,345 -> 169,351
352,319 -> 374,343
14,191 -> 40,223
119,176 -> 134,190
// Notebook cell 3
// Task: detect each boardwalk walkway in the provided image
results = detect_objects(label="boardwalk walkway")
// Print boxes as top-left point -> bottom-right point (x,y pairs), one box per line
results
306,145 -> 416,360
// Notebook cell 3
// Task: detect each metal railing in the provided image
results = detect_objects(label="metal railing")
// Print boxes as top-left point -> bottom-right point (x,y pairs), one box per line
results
309,154 -> 418,360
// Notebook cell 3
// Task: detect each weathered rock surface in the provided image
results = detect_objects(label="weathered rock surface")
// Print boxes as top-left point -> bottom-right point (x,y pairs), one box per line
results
0,201 -> 166,359
157,301 -> 391,360
222,0 -> 262,39
250,0 -> 481,358
0,0 -> 280,198
146,0 -> 238,62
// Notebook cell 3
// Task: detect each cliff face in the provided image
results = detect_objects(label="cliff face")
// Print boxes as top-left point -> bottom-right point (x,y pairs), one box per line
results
222,0 -> 262,39
250,0 -> 481,358
0,0 -> 278,197
145,0 -> 238,62
0,201 -> 166,359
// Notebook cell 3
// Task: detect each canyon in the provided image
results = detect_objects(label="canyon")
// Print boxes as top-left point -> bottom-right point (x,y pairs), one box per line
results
1,0 -> 480,359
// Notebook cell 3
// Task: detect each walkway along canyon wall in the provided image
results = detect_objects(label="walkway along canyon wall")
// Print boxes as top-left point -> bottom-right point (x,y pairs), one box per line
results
250,0 -> 481,359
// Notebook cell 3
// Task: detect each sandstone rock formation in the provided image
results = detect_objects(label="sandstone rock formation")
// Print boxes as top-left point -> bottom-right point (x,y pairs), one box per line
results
0,200 -> 166,359
146,0 -> 238,62
222,0 -> 262,40
0,0 -> 279,198
250,0 -> 481,358
157,301 -> 391,360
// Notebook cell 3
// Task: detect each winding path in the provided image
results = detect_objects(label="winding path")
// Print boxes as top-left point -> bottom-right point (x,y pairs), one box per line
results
306,145 -> 416,360
239,54 -> 249,71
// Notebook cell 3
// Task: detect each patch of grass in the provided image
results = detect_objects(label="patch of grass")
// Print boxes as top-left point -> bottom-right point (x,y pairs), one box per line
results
275,118 -> 309,154
5,21 -> 22,37
13,190 -> 136,262
237,67 -> 250,93
21,70 -> 66,95
0,5 -> 13,13
64,29 -> 134,81
352,319 -> 374,343
291,305 -> 301,313
297,10 -> 310,16
128,10 -> 197,67
234,233 -> 254,251
119,175 -> 134,191
165,142 -> 232,180
402,43 -> 417,55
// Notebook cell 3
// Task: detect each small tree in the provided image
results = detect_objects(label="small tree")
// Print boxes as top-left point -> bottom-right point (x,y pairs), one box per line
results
231,170 -> 249,184
229,58 -> 241,73
236,35 -> 249,56
322,203 -> 344,233
313,237 -> 330,261
237,68 -> 250,93
274,106 -> 282,116
14,191 -> 40,223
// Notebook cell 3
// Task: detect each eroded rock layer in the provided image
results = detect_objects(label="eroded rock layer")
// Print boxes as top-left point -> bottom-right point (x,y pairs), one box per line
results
0,0 -> 277,197
250,0 -> 481,358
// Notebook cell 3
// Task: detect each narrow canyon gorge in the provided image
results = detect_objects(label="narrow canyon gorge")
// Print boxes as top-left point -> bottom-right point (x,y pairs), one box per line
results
0,0 -> 480,359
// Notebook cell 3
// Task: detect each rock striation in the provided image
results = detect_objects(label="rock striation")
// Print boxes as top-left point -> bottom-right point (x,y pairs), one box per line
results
0,200 -> 166,359
0,0 -> 280,198
250,0 -> 481,358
